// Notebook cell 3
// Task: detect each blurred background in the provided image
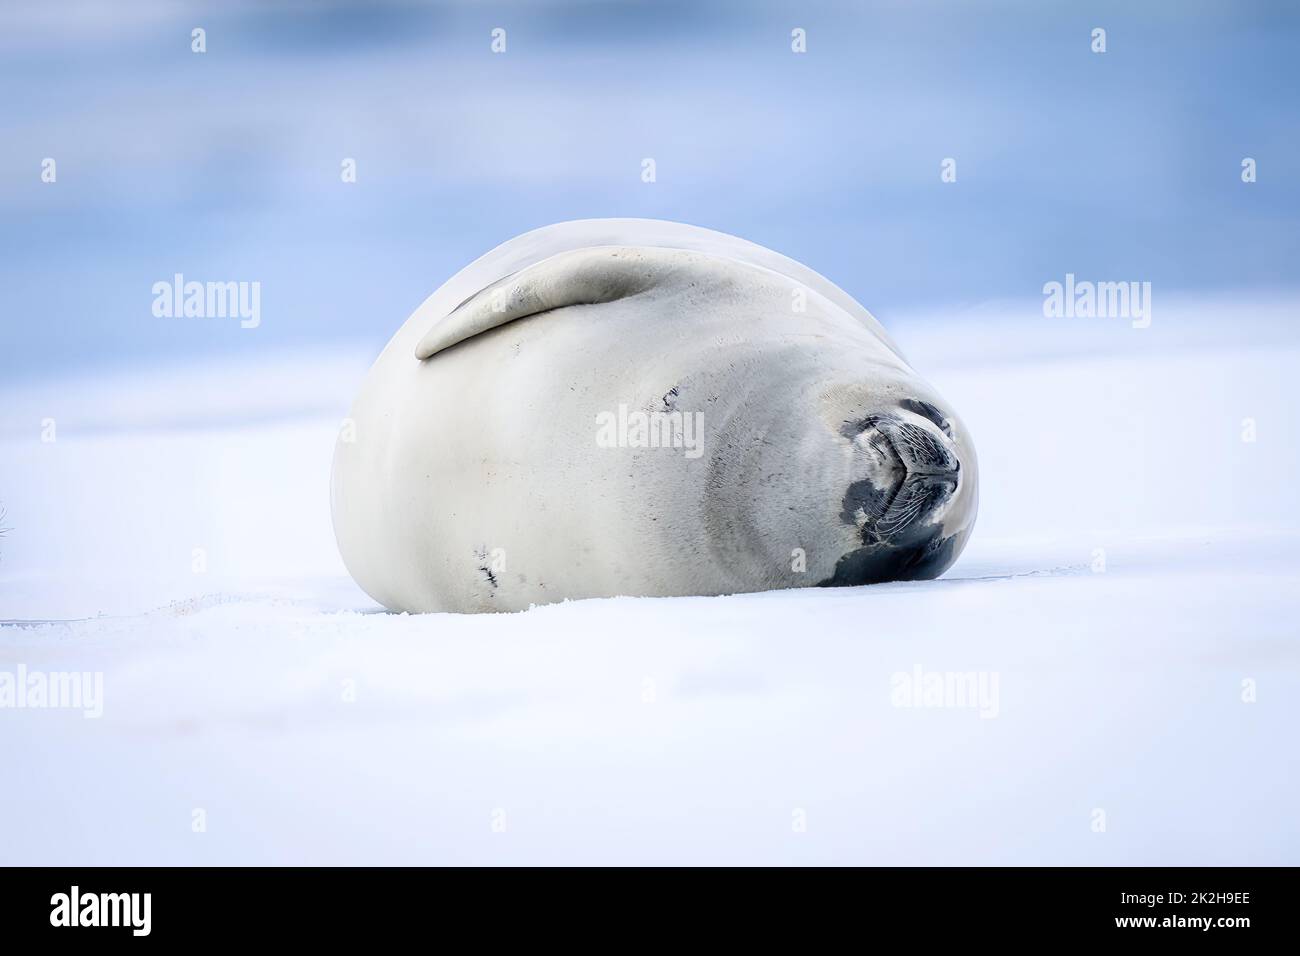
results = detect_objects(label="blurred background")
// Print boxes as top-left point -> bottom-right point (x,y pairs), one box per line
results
3,0 -> 1298,380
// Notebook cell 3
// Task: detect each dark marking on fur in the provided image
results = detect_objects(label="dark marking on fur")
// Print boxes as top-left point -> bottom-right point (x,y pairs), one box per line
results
818,532 -> 958,586
475,548 -> 499,590
841,475 -> 901,539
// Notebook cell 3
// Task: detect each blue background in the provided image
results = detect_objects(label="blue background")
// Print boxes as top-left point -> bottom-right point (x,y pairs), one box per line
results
2,0 -> 1297,379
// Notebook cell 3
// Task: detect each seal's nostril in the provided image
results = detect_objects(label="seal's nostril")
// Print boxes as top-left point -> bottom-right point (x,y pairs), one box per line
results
900,398 -> 952,435
882,420 -> 956,477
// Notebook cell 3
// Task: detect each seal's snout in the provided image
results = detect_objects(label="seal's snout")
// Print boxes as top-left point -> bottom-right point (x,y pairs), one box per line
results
842,412 -> 961,544
822,398 -> 974,588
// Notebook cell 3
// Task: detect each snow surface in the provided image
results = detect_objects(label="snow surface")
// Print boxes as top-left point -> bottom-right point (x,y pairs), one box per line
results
2,293 -> 1298,864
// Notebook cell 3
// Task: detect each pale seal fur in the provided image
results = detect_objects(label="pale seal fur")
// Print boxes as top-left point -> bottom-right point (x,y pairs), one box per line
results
332,219 -> 978,612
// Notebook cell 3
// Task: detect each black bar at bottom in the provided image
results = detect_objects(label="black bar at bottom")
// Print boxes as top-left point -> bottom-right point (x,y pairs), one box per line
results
0,866 -> 1284,942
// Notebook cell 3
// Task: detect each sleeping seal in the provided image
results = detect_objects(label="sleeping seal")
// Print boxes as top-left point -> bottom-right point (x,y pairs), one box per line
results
332,219 -> 977,613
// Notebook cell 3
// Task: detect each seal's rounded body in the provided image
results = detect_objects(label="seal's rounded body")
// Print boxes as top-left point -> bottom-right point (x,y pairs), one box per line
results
332,220 -> 978,612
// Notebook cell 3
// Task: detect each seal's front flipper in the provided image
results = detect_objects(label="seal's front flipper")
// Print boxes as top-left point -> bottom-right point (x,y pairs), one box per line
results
414,246 -> 689,360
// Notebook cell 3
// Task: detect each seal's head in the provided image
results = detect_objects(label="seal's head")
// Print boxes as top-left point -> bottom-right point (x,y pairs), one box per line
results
821,389 -> 978,587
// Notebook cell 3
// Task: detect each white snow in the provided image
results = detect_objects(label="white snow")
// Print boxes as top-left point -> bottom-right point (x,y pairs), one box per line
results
2,293 -> 1298,864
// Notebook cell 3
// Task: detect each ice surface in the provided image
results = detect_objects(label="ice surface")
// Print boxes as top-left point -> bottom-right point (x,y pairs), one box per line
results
2,294 -> 1297,864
